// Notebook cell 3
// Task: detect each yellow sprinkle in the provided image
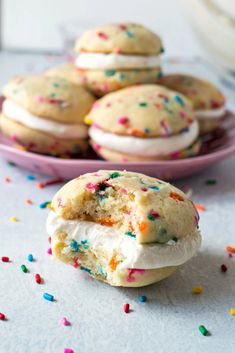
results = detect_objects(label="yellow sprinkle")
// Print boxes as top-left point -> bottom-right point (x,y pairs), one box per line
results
84,116 -> 93,125
192,286 -> 202,294
10,216 -> 18,222
230,308 -> 235,315
46,202 -> 52,209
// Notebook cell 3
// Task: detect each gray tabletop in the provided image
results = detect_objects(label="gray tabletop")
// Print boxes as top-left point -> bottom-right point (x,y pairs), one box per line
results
0,52 -> 235,353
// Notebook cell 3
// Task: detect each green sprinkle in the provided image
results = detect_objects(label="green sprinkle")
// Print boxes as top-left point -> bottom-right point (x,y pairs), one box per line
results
206,179 -> 217,185
110,172 -> 122,179
126,30 -> 134,38
119,73 -> 126,81
125,231 -> 136,238
105,69 -> 116,77
147,214 -> 155,221
53,82 -> 60,88
160,47 -> 165,53
139,102 -> 148,107
50,93 -> 56,98
199,325 -> 209,336
172,236 -> 178,242
80,266 -> 92,274
21,264 -> 27,273
158,228 -> 167,237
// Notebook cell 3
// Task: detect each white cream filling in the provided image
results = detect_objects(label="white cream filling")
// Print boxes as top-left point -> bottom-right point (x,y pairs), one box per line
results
89,121 -> 199,156
47,212 -> 201,270
195,105 -> 226,120
75,53 -> 161,70
2,99 -> 88,139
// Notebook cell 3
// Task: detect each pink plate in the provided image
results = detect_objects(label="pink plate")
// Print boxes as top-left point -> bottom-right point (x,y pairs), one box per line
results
0,112 -> 235,180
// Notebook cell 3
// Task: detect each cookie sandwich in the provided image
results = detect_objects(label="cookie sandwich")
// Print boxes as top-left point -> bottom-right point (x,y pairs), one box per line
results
87,84 -> 201,161
47,170 -> 201,287
159,74 -> 226,134
1,75 -> 95,156
74,22 -> 163,96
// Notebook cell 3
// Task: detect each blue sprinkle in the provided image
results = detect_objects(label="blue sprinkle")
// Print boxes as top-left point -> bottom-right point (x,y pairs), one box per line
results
149,186 -> 160,190
39,201 -> 50,209
139,295 -> 147,303
27,175 -> 35,180
80,266 -> 92,275
180,127 -> 189,133
125,231 -> 136,238
70,240 -> 79,252
105,69 -> 116,77
43,293 -> 54,302
97,265 -> 106,276
144,128 -> 150,133
27,254 -> 34,262
175,95 -> 185,107
126,30 -> 134,38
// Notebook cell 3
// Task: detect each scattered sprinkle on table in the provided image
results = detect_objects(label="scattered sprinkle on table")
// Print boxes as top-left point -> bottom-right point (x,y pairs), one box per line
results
221,264 -> 228,273
43,293 -> 54,302
47,248 -> 52,255
4,177 -> 11,183
0,313 -> 6,320
230,308 -> 235,316
138,295 -> 147,303
199,325 -> 209,336
10,216 -> 18,222
35,274 -> 41,284
61,317 -> 70,326
1,256 -> 10,262
226,246 -> 235,253
25,198 -> 33,205
37,178 -> 63,188
195,204 -> 206,212
39,201 -> 51,209
27,254 -> 34,262
123,303 -> 130,313
27,175 -> 35,180
64,349 -> 74,353
21,264 -> 28,273
206,179 -> 217,185
193,286 -> 202,294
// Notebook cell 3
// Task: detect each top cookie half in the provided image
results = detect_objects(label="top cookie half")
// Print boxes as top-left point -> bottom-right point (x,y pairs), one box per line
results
75,22 -> 163,55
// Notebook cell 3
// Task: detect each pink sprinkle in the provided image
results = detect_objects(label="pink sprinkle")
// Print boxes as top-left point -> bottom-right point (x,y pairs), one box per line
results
93,143 -> 101,151
73,259 -> 79,268
160,120 -> 172,135
141,187 -> 148,192
64,349 -> 74,353
119,187 -> 128,194
118,24 -> 127,30
149,210 -> 160,219
127,268 -> 145,282
36,95 -> 45,103
170,151 -> 180,160
47,248 -> 52,255
86,182 -> 97,192
48,236 -> 51,244
106,102 -> 112,108
228,253 -> 233,258
194,215 -> 199,226
179,111 -> 186,119
61,317 -> 70,326
92,122 -> 100,129
97,31 -> 109,40
117,116 -> 129,125
4,177 -> 11,183
11,134 -> 18,142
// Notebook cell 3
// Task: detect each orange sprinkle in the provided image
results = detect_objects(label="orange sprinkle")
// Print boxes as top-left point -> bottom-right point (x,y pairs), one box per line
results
109,252 -> 120,271
129,221 -> 135,233
25,198 -> 33,205
195,204 -> 206,212
170,192 -> 184,201
138,220 -> 149,232
226,246 -> 235,254
129,128 -> 145,137
96,218 -> 116,227
37,181 -> 43,189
